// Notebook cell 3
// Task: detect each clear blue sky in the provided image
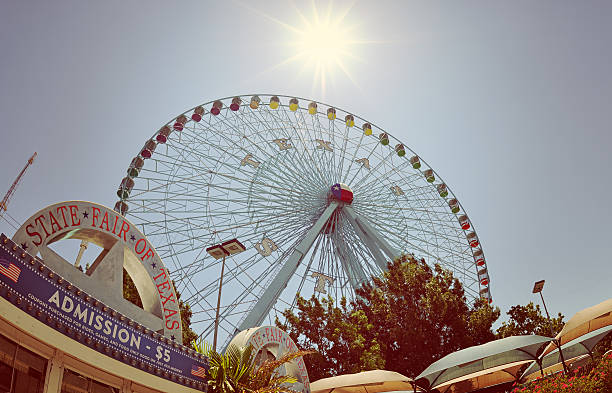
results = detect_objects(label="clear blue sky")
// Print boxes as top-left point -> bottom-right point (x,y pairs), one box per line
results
1,1 -> 610,327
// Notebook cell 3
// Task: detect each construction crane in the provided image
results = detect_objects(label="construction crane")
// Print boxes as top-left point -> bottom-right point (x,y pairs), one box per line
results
0,152 -> 37,221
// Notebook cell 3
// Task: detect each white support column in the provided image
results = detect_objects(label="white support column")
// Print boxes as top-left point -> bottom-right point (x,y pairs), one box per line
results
121,379 -> 133,393
237,201 -> 340,332
43,349 -> 64,393
343,206 -> 389,270
332,239 -> 364,290
331,218 -> 369,289
349,207 -> 399,261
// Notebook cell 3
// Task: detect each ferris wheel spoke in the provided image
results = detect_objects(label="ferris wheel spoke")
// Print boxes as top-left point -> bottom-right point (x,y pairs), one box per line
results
351,205 -> 468,260
311,114 -> 337,184
173,219 -> 314,293
375,224 -> 471,268
133,208 -> 313,253
356,205 -> 465,245
337,122 -> 352,183
165,210 -> 307,253
262,106 -> 329,186
325,220 -> 369,292
324,117 -> 340,183
343,227 -> 384,279
236,201 -> 340,331
286,229 -> 327,311
335,225 -> 380,281
357,170 -> 431,199
203,111 -> 318,189
135,218 -> 303,255
230,110 -> 320,187
378,216 -> 469,256
345,135 -> 390,187
228,229 -> 315,325
175,224 -> 313,286
350,148 -> 397,190
354,157 -> 419,195
132,171 -> 320,208
360,205 -> 465,245
341,131 -> 367,185
281,107 -> 333,185
353,196 -> 453,220
248,111 -> 330,190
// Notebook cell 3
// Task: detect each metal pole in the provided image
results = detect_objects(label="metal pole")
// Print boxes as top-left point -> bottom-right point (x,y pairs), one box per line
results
539,291 -> 569,374
539,292 -> 551,324
213,253 -> 226,352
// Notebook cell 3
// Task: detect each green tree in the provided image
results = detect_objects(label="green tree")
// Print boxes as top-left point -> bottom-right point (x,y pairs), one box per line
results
496,302 -> 564,338
279,254 -> 500,380
122,268 -> 143,308
175,284 -> 199,346
122,269 -> 198,346
354,254 -> 500,379
192,340 -> 313,393
276,295 -> 385,382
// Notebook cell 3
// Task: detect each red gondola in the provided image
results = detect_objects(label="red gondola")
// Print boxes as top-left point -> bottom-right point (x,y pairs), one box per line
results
192,106 -> 204,122
230,97 -> 241,111
141,139 -> 157,158
211,100 -> 223,115
458,215 -> 470,230
467,232 -> 479,248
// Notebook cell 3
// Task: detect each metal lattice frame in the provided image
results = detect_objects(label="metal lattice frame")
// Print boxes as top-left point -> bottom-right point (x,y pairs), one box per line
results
115,94 -> 492,347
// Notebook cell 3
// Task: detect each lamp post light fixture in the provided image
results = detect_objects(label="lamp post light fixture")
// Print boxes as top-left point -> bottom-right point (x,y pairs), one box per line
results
206,238 -> 246,352
532,279 -> 568,374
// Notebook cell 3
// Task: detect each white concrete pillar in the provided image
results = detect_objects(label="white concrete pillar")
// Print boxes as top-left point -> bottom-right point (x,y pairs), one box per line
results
43,350 -> 64,393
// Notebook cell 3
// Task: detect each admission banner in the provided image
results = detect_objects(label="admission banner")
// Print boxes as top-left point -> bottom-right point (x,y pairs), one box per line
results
0,234 -> 208,391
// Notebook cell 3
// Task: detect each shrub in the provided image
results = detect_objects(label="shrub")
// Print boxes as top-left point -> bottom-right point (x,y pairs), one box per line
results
510,352 -> 612,393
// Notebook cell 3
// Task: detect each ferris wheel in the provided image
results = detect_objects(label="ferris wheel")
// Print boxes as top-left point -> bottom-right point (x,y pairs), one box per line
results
114,94 -> 491,346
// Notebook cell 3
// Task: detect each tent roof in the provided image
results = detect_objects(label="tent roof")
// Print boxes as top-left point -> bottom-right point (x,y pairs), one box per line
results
434,359 -> 532,392
310,370 -> 415,393
522,324 -> 612,379
416,335 -> 552,389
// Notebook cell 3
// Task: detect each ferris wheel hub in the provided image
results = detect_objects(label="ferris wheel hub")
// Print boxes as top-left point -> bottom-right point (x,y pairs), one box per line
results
330,183 -> 354,204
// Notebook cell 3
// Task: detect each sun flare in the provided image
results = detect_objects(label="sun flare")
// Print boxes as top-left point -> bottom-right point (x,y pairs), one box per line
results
289,4 -> 360,95
295,19 -> 352,68
240,1 -> 371,95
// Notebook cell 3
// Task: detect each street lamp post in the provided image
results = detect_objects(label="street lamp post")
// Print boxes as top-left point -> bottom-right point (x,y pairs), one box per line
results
532,279 -> 568,374
206,238 -> 246,352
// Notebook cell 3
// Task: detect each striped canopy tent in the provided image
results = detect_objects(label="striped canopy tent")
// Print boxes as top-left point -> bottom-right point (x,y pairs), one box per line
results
310,370 -> 420,393
522,324 -> 612,381
542,298 -> 612,357
416,335 -> 552,392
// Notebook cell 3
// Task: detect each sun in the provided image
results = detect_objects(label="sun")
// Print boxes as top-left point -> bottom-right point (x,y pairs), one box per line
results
295,17 -> 352,69
289,4 -> 361,95
241,2 -> 366,96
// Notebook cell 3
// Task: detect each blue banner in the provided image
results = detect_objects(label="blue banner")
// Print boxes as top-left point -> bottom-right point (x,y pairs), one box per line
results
0,234 -> 208,391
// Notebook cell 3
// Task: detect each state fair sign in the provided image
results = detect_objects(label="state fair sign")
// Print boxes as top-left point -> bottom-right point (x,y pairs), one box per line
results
12,201 -> 182,338
0,234 -> 208,390
229,326 -> 310,393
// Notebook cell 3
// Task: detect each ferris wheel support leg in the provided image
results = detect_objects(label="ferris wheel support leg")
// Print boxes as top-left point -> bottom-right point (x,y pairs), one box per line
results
330,230 -> 367,290
236,201 -> 340,332
342,208 -> 389,271
345,206 -> 400,269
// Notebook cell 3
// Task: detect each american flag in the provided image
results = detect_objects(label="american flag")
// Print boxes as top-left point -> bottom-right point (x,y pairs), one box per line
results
0,258 -> 20,283
191,364 -> 207,378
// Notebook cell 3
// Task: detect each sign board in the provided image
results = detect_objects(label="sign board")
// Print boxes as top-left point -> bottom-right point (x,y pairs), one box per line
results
229,326 -> 310,393
0,234 -> 208,390
12,201 -> 182,338
532,280 -> 545,294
